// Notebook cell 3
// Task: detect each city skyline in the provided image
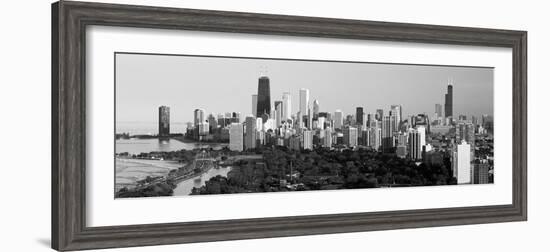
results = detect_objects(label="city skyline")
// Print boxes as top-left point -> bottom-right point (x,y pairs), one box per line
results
115,53 -> 494,126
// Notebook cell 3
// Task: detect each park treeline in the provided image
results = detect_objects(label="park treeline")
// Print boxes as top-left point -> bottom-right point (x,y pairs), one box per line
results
191,147 -> 456,195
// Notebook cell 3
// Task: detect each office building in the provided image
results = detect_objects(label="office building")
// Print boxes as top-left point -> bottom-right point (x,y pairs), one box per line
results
251,94 -> 258,117
256,76 -> 271,120
408,129 -> 423,160
282,92 -> 291,120
390,105 -> 402,126
313,100 -> 320,119
382,115 -> 395,152
445,83 -> 453,118
194,108 -> 205,126
274,100 -> 283,127
343,126 -> 358,148
299,88 -> 310,117
474,161 -> 490,184
207,113 -> 217,133
334,109 -> 343,130
158,106 -> 170,137
435,103 -> 443,118
456,122 -> 475,146
368,127 -> 381,151
323,127 -> 333,148
303,130 -> 313,150
453,140 -> 472,184
376,109 -> 383,121
229,123 -> 244,151
245,116 -> 257,150
356,107 -> 365,126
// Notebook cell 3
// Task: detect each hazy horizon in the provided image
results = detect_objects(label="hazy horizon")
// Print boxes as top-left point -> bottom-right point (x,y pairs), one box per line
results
115,53 -> 493,127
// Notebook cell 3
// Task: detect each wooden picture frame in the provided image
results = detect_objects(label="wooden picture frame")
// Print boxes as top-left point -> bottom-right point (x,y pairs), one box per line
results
52,1 -> 527,251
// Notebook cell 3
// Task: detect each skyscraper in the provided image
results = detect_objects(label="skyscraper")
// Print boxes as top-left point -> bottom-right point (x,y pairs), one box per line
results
158,106 -> 170,137
303,130 -> 313,150
282,92 -> 291,120
474,160 -> 490,184
299,88 -> 310,117
356,107 -> 365,127
256,76 -> 271,121
207,113 -> 217,133
323,127 -> 333,148
251,94 -> 258,116
445,83 -> 453,118
382,115 -> 395,152
229,123 -> 244,152
244,116 -> 257,150
453,140 -> 471,184
390,105 -> 402,125
334,109 -> 343,130
435,103 -> 443,118
274,100 -> 283,127
376,109 -> 383,121
313,99 -> 320,119
368,127 -> 382,151
456,122 -> 475,146
408,129 -> 422,160
194,108 -> 205,126
343,126 -> 358,148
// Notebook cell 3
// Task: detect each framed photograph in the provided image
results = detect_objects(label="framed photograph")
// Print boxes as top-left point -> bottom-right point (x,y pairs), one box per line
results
52,1 -> 527,251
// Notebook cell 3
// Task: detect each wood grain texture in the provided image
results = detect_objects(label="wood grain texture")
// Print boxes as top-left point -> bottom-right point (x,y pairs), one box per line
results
51,1 -> 528,251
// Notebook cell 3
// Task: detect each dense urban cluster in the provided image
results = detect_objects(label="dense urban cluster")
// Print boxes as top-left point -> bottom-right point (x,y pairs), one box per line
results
118,75 -> 496,198
156,75 -> 494,188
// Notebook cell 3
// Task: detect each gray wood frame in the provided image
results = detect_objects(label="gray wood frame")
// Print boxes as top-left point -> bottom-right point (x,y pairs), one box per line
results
51,1 -> 527,251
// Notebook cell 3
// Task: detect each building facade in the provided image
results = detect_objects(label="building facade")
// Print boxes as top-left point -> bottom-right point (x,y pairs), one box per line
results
229,123 -> 244,151
158,106 -> 170,137
256,76 -> 271,120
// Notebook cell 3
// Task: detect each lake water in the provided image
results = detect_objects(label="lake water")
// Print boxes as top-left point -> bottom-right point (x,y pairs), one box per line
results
115,137 -> 230,196
116,138 -> 227,155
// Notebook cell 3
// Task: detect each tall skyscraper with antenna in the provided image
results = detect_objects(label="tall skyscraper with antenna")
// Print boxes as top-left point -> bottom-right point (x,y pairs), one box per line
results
445,79 -> 453,118
256,76 -> 271,122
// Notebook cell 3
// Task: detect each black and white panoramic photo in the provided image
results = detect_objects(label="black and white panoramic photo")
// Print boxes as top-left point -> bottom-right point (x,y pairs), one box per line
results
115,53 -> 494,198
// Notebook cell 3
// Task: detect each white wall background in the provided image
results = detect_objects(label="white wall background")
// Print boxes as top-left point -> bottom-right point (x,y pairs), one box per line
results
0,0 -> 547,251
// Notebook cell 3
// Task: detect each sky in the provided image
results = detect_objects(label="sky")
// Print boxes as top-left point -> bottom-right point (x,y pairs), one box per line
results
115,53 -> 493,125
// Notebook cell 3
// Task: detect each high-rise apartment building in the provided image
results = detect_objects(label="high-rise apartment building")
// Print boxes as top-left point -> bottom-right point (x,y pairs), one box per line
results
375,109 -> 383,121
435,103 -> 443,118
244,116 -> 257,150
229,123 -> 244,151
382,115 -> 395,152
274,100 -> 283,127
312,100 -> 320,119
303,130 -> 313,150
282,92 -> 291,120
299,88 -> 310,117
334,110 -> 343,130
343,126 -> 358,148
453,140 -> 472,184
356,107 -> 365,127
158,106 -> 170,137
474,161 -> 490,184
251,94 -> 258,116
408,129 -> 422,160
323,127 -> 333,148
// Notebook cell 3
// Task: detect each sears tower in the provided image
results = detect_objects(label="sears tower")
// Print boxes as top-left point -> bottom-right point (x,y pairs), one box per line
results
444,83 -> 453,118
256,76 -> 271,122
